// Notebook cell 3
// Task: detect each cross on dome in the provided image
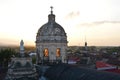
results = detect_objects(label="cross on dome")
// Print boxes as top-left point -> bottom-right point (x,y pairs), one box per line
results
50,6 -> 53,14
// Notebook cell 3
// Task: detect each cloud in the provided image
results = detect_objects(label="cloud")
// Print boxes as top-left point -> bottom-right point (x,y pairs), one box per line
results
77,21 -> 120,27
93,21 -> 120,24
65,11 -> 80,19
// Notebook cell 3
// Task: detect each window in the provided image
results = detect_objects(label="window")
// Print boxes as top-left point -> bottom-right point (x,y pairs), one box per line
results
44,48 -> 49,57
56,48 -> 60,57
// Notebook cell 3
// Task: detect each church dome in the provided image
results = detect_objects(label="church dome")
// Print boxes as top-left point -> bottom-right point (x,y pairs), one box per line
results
37,22 -> 66,36
36,7 -> 67,43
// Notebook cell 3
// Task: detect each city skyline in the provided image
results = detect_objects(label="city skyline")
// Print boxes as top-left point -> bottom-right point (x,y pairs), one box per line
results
0,0 -> 120,46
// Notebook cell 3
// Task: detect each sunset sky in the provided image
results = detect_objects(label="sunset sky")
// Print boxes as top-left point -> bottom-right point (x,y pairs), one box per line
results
0,0 -> 120,46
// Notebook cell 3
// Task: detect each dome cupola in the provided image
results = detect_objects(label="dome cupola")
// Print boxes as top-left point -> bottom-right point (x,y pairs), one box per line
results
36,6 -> 67,43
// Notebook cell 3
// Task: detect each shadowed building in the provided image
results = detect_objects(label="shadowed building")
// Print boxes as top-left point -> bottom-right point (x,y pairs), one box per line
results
36,7 -> 68,64
44,64 -> 120,80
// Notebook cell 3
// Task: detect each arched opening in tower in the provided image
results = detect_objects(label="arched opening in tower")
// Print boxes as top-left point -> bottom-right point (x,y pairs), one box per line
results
56,48 -> 60,57
44,48 -> 49,57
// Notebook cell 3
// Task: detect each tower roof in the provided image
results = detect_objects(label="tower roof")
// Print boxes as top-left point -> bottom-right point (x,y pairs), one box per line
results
36,7 -> 67,43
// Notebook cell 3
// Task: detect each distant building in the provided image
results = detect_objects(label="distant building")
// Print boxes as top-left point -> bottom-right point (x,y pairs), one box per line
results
36,7 -> 68,64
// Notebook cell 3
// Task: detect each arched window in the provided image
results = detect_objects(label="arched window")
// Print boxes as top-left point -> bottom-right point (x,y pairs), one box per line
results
56,48 -> 60,57
14,61 -> 21,68
44,48 -> 49,57
24,62 -> 32,67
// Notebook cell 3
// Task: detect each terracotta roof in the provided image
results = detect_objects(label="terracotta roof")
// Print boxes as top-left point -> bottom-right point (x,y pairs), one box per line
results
96,61 -> 117,70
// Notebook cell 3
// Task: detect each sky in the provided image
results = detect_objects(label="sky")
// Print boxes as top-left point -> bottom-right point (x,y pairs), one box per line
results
0,0 -> 120,46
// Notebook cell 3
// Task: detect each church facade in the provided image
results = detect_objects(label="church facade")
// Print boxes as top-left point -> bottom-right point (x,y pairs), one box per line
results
5,40 -> 38,80
36,7 -> 68,64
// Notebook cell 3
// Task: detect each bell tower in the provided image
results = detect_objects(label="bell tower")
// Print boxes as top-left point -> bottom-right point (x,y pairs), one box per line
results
36,7 -> 68,64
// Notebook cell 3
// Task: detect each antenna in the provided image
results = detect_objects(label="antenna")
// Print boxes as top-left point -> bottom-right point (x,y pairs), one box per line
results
85,35 -> 86,42
84,35 -> 87,47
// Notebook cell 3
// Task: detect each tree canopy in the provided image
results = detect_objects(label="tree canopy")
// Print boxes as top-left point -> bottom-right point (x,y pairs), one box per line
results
0,48 -> 16,67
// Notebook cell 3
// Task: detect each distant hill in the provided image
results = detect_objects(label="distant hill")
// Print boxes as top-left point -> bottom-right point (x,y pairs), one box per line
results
0,45 -> 35,52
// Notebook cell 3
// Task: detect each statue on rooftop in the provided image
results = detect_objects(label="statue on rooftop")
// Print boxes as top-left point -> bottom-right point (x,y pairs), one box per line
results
20,40 -> 24,57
